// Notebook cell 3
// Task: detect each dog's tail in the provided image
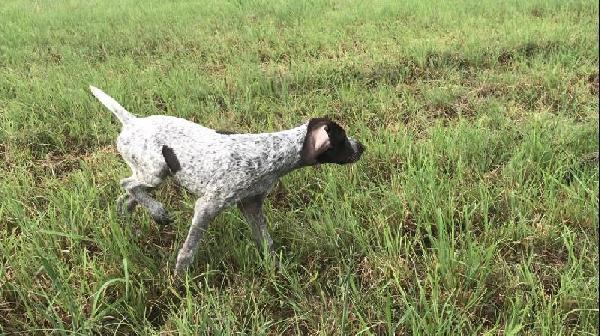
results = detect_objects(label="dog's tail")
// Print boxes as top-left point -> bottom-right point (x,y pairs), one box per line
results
89,86 -> 136,125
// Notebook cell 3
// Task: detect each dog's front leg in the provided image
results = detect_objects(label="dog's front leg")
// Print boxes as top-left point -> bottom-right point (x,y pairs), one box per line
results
238,194 -> 275,256
174,196 -> 224,276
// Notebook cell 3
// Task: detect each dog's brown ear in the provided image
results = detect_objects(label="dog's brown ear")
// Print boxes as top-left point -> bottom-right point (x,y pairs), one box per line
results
301,118 -> 331,165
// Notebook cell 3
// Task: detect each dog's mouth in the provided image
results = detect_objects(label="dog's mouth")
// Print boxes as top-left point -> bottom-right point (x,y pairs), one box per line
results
345,140 -> 365,163
313,137 -> 366,165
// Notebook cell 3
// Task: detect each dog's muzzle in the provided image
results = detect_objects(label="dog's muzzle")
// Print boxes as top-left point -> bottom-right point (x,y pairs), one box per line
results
348,139 -> 365,163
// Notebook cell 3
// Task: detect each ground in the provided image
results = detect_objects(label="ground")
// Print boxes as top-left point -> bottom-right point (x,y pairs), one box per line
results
0,0 -> 598,334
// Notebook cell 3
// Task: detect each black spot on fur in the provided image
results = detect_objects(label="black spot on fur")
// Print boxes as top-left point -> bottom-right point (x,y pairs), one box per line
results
231,152 -> 242,161
216,129 -> 237,135
162,145 -> 181,173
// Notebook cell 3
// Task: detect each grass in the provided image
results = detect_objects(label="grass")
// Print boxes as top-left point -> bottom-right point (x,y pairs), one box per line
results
0,0 -> 598,334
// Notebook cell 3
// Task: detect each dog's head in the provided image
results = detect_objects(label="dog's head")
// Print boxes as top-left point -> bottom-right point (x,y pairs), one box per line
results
301,118 -> 365,166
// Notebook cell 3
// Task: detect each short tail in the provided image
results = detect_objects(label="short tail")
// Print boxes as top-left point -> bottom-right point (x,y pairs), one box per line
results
89,86 -> 136,125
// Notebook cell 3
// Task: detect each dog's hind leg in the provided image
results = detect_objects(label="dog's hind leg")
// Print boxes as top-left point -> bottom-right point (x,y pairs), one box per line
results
116,193 -> 138,216
120,169 -> 172,225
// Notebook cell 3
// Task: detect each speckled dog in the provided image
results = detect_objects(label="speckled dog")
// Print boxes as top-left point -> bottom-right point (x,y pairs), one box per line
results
90,86 -> 365,276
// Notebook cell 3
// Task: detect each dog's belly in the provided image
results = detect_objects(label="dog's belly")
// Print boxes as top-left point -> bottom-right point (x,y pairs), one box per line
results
174,168 -> 278,203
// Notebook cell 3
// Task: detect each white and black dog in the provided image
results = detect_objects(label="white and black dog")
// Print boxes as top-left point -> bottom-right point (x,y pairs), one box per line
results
90,86 -> 365,275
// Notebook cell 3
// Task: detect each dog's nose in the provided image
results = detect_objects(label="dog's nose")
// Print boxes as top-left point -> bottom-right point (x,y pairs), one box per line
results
357,142 -> 365,154
354,142 -> 365,158
348,140 -> 365,162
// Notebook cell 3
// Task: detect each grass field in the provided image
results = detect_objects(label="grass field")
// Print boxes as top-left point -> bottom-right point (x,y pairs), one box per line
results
1,0 -> 599,334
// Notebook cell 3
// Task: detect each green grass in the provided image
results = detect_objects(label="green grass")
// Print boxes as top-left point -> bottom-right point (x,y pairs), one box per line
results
1,0 -> 598,334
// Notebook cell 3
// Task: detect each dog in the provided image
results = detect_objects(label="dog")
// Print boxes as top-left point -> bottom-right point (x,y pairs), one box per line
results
90,86 -> 365,275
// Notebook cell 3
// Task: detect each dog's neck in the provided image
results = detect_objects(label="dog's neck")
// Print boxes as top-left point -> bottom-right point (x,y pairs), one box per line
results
260,123 -> 308,175
226,123 -> 308,175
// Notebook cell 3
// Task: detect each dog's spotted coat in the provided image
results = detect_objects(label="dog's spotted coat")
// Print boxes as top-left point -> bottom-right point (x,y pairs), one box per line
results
90,86 -> 365,276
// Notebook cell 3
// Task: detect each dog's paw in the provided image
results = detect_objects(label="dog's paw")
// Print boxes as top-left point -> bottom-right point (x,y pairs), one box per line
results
156,217 -> 173,226
174,249 -> 194,276
153,213 -> 173,226
115,194 -> 128,216
116,194 -> 137,216
151,207 -> 173,225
